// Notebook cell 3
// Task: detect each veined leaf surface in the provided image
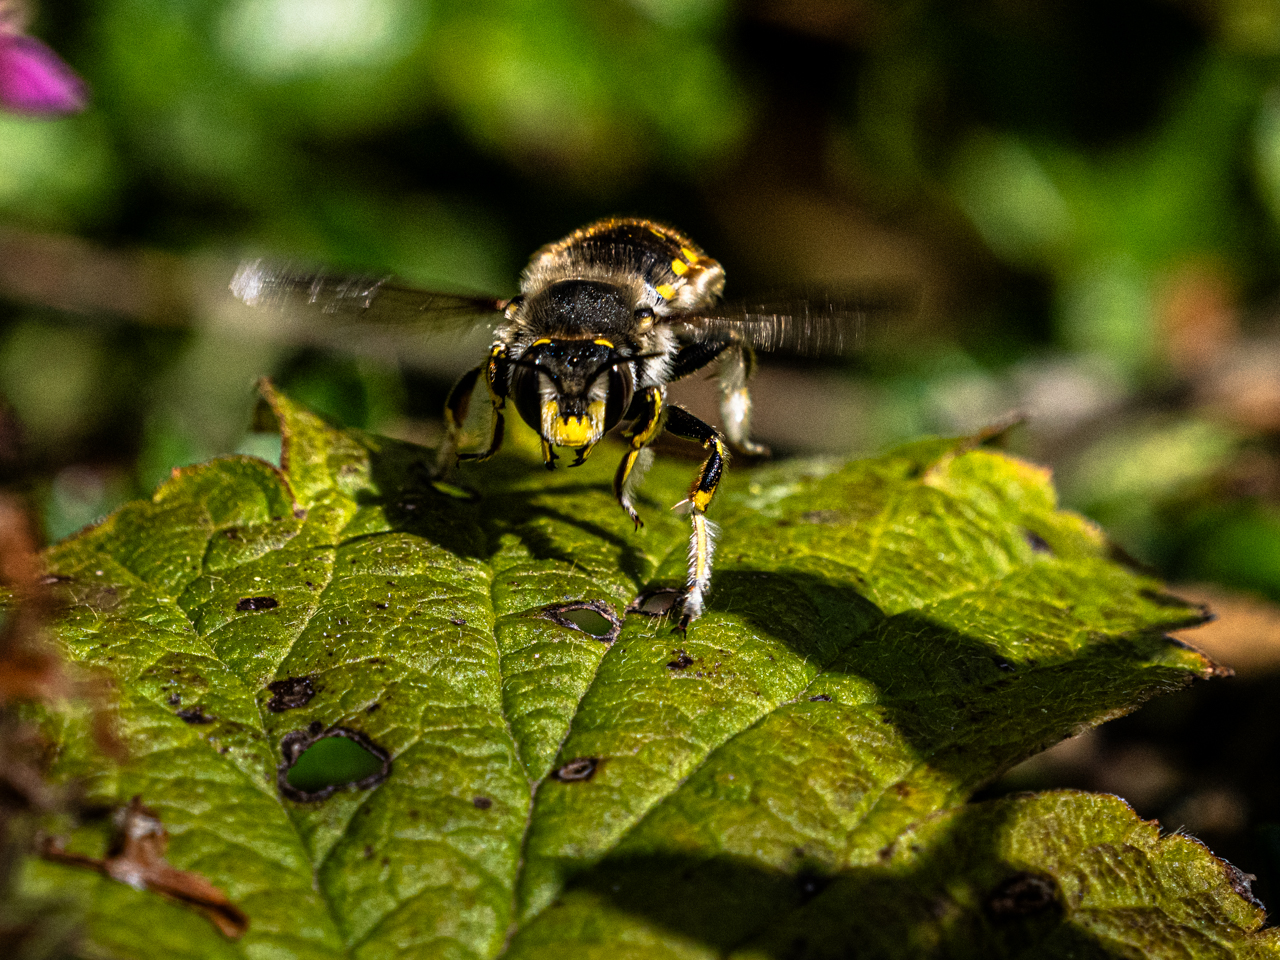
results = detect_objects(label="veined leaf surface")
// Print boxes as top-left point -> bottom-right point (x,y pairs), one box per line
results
19,384 -> 1273,959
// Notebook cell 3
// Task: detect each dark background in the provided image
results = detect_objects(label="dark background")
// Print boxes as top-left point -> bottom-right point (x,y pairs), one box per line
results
5,0 -> 1280,910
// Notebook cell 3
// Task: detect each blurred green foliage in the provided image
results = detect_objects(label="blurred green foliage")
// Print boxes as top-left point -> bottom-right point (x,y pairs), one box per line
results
0,0 -> 1278,578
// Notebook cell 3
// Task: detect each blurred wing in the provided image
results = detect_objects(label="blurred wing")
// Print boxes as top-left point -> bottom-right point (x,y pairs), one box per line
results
230,260 -> 507,337
667,292 -> 902,356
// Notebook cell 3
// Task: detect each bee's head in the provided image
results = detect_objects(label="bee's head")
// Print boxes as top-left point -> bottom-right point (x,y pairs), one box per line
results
510,338 -> 635,453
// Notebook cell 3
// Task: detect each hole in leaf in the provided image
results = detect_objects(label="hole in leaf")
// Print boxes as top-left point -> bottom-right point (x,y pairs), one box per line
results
236,596 -> 278,612
277,727 -> 391,802
627,588 -> 681,618
667,650 -> 694,671
266,676 -> 315,711
562,608 -> 613,636
552,757 -> 599,782
539,601 -> 620,642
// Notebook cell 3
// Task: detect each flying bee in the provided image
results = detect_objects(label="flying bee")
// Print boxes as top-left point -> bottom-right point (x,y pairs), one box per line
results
232,217 -> 873,628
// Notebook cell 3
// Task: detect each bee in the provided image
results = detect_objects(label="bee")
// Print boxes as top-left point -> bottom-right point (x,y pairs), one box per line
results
232,218 -> 868,628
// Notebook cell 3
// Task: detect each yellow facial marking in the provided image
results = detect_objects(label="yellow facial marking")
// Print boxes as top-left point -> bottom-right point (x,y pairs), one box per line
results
681,247 -> 699,262
532,338 -> 552,346
670,260 -> 689,276
553,417 -> 594,447
655,283 -> 676,300
543,400 -> 607,449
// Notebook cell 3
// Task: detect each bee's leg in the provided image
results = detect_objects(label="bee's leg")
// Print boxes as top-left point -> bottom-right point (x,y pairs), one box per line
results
440,346 -> 509,473
613,386 -> 666,529
670,338 -> 768,457
716,341 -> 769,457
670,340 -> 730,379
434,364 -> 482,476
664,404 -> 729,629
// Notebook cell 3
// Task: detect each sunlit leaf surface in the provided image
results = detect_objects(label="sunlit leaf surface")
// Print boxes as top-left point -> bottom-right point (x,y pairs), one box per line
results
19,385 -> 1274,959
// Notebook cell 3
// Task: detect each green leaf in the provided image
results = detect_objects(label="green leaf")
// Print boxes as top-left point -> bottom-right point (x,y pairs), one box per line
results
18,384 -> 1270,959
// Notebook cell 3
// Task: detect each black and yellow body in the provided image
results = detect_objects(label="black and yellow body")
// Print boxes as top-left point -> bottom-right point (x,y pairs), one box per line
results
436,218 -> 763,628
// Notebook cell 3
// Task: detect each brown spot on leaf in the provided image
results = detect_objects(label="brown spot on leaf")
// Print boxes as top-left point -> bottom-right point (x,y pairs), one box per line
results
266,676 -> 315,712
667,651 -> 694,671
809,694 -> 832,702
552,757 -> 599,782
472,796 -> 493,810
235,596 -> 278,612
176,707 -> 214,725
40,797 -> 249,938
1023,529 -> 1053,554
1223,861 -> 1263,909
985,871 -> 1061,920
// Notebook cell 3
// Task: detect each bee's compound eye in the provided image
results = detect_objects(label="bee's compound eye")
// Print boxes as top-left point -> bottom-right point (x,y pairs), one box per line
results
510,365 -> 544,434
603,364 -> 635,431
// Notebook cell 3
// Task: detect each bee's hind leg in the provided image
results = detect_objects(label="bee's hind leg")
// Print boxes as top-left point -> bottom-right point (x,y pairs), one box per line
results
663,404 -> 729,629
717,341 -> 769,457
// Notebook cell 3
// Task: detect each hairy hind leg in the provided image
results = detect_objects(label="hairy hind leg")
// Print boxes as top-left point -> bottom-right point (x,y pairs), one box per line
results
664,404 -> 729,629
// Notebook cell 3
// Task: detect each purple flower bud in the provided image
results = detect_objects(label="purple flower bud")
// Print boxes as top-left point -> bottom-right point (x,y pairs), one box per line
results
0,32 -> 87,115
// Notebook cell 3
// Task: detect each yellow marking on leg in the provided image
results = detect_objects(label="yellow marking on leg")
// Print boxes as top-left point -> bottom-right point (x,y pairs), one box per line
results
681,247 -> 699,262
670,260 -> 688,276
540,438 -> 555,465
692,513 -> 709,582
532,338 -> 552,346
593,338 -> 614,347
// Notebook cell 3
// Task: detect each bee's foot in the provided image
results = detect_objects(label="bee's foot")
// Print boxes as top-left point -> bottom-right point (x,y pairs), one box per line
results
671,589 -> 701,633
734,440 -> 771,459
621,503 -> 644,531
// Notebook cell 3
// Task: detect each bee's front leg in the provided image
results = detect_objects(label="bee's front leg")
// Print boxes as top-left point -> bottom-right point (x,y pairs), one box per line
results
613,386 -> 665,528
446,345 -> 508,472
663,404 -> 729,629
